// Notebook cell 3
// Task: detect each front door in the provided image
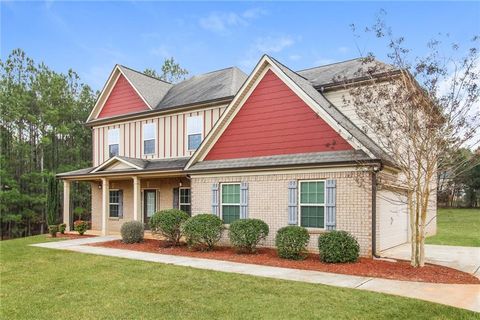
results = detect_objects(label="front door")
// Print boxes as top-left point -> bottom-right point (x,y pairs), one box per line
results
143,190 -> 157,229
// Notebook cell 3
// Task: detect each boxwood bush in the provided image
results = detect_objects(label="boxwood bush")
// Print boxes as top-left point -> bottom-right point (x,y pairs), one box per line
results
121,221 -> 144,244
275,226 -> 310,260
318,230 -> 360,263
228,219 -> 269,253
149,209 -> 189,246
182,214 -> 223,251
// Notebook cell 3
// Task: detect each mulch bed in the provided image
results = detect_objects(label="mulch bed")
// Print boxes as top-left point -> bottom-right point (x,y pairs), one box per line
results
48,233 -> 96,240
89,239 -> 479,285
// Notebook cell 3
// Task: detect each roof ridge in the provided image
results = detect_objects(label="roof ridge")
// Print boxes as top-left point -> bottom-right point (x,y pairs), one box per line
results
267,55 -> 309,81
118,64 -> 173,85
296,57 -> 363,73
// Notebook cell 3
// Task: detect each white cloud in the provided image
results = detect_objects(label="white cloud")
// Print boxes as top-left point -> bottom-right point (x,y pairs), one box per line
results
239,35 -> 296,70
253,36 -> 294,53
338,46 -> 349,54
199,8 -> 267,34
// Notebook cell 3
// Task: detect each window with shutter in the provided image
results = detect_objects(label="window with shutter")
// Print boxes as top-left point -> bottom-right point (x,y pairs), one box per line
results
299,180 -> 325,228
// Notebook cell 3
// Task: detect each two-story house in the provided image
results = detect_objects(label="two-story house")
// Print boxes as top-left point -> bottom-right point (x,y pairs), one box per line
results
58,55 -> 436,257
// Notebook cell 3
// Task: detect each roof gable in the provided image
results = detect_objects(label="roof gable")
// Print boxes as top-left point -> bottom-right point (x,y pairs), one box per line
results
90,156 -> 147,173
97,74 -> 150,119
204,69 -> 353,160
185,55 -> 382,169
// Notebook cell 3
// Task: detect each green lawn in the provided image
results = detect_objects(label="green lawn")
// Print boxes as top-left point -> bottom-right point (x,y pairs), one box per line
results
1,236 -> 477,319
426,208 -> 480,247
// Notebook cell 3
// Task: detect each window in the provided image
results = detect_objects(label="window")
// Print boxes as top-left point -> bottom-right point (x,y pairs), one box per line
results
179,188 -> 191,215
108,128 -> 119,157
187,116 -> 202,151
109,190 -> 122,218
221,183 -> 240,224
299,181 -> 325,228
143,123 -> 156,155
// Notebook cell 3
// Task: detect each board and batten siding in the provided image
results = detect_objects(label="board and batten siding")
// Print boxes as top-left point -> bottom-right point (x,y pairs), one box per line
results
92,106 -> 227,166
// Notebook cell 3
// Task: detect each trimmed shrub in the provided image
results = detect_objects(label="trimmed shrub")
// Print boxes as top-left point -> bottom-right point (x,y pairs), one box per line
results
149,209 -> 189,246
58,223 -> 67,234
318,230 -> 360,263
275,226 -> 310,260
73,220 -> 88,235
48,225 -> 58,237
183,214 -> 223,251
228,219 -> 269,253
121,221 -> 144,244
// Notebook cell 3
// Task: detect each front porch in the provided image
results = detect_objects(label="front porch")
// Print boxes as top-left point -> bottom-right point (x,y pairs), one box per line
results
58,156 -> 191,235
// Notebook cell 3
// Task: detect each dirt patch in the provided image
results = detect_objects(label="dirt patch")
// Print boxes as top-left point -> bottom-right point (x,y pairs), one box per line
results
49,233 -> 96,240
89,239 -> 479,284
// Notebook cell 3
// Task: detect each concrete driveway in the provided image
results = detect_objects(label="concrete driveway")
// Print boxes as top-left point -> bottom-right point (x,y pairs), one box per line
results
381,243 -> 480,278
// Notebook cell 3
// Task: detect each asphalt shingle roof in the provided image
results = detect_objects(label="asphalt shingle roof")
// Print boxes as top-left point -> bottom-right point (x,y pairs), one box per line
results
117,66 -> 248,113
56,157 -> 189,178
156,67 -> 247,110
118,65 -> 173,108
297,58 -> 396,88
188,150 -> 372,171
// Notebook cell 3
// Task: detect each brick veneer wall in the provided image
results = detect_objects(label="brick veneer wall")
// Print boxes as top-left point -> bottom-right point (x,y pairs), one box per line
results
191,170 -> 373,257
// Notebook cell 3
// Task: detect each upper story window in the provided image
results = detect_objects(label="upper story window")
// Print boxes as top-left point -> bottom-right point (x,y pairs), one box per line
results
108,128 -> 119,158
143,123 -> 156,155
187,116 -> 203,151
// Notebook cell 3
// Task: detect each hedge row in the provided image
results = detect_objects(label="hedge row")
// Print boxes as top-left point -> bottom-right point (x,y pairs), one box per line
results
121,210 -> 360,263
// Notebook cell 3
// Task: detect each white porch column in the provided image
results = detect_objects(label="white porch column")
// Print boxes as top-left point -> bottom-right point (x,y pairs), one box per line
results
63,180 -> 71,231
101,178 -> 109,236
133,176 -> 141,221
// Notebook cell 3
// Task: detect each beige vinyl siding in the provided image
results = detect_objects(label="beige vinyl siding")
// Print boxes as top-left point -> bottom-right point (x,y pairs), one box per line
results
92,105 -> 227,166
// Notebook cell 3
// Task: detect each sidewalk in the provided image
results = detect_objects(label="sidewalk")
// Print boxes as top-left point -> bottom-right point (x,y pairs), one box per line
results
32,237 -> 480,312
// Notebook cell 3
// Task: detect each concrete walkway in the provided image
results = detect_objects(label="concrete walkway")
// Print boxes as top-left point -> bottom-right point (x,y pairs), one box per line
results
382,243 -> 480,278
32,237 -> 480,313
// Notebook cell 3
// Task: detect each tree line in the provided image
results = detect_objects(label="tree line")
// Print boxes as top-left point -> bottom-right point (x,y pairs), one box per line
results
0,49 -> 95,239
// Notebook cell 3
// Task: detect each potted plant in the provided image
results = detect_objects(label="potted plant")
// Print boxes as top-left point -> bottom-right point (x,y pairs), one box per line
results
58,223 -> 67,234
48,225 -> 59,238
73,220 -> 88,235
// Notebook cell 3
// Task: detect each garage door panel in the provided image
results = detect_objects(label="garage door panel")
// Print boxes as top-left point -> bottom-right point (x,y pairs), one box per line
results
378,190 -> 409,251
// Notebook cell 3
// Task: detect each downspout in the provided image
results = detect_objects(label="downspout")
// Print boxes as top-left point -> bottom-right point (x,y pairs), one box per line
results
372,163 -> 383,258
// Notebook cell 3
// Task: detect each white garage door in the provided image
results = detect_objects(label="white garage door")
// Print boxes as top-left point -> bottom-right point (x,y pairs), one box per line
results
377,190 -> 409,251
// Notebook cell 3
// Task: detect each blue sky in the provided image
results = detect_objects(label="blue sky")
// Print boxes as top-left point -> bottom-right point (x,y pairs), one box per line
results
2,1 -> 479,90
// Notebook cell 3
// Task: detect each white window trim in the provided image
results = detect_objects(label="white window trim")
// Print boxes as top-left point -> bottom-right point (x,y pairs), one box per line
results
298,180 -> 326,229
179,187 -> 191,213
108,128 -> 120,157
186,115 -> 203,152
220,182 -> 241,224
109,189 -> 121,218
143,123 -> 156,155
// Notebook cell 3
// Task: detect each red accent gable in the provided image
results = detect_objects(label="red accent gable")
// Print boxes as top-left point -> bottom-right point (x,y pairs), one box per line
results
205,70 -> 353,160
97,74 -> 149,119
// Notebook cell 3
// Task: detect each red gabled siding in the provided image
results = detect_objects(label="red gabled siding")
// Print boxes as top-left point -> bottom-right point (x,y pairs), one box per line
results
97,74 -> 149,119
205,70 -> 352,160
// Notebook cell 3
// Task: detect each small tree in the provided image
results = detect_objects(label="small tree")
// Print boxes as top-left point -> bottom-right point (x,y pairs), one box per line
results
346,18 -> 479,267
46,175 -> 59,226
144,57 -> 188,83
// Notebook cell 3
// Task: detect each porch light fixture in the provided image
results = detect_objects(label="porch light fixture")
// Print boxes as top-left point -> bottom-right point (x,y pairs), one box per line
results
98,183 -> 102,189
179,182 -> 183,187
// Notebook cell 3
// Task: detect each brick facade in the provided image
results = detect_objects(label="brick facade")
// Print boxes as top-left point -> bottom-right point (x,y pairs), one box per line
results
191,169 -> 373,257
